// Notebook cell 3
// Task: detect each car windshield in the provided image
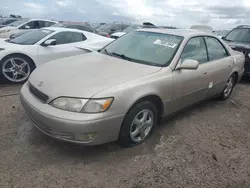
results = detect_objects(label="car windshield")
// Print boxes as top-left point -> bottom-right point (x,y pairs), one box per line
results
97,24 -> 113,31
123,25 -> 142,33
101,31 -> 183,67
0,19 -> 16,25
51,23 -> 66,27
7,19 -> 28,27
7,29 -> 54,45
225,28 -> 250,43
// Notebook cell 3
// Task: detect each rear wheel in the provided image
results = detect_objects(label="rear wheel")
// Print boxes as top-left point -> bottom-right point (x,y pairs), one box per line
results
118,101 -> 158,147
0,55 -> 35,83
219,74 -> 236,100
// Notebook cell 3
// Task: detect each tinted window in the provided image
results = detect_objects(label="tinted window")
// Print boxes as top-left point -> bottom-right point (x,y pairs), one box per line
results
225,28 -> 250,43
8,19 -> 29,27
8,29 -> 54,45
102,31 -> 183,67
21,21 -> 40,29
79,26 -> 94,33
65,25 -> 94,33
49,31 -> 86,45
113,24 -> 122,30
0,19 -> 17,25
181,37 -> 208,64
205,37 -> 228,61
121,24 -> 129,30
38,21 -> 45,28
44,21 -> 55,27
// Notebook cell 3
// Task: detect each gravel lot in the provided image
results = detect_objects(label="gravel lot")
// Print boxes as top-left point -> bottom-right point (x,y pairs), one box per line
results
0,81 -> 249,188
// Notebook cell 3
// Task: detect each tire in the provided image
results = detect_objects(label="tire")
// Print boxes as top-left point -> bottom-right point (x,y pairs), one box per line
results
0,54 -> 35,84
118,101 -> 158,147
219,74 -> 236,101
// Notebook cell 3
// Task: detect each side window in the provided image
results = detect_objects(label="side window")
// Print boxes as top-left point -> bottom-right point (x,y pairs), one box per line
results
49,31 -> 87,45
204,37 -> 228,61
21,21 -> 39,29
38,21 -> 45,28
181,37 -> 208,64
44,21 -> 55,27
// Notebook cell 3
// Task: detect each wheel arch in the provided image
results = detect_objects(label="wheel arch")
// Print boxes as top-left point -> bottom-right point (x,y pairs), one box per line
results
125,94 -> 164,120
1,53 -> 36,68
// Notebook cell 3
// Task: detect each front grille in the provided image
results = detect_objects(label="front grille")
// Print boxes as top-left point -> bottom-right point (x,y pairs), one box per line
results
29,84 -> 49,103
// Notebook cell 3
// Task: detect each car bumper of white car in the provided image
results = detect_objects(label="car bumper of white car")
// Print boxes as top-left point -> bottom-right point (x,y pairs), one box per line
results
20,83 -> 125,145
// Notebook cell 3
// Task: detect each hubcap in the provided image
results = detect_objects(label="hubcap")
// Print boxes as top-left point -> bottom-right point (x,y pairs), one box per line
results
130,109 -> 154,143
2,58 -> 30,82
224,76 -> 233,97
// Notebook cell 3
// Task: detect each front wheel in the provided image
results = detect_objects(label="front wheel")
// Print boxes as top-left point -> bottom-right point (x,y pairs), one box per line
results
0,55 -> 35,83
219,74 -> 236,100
118,101 -> 158,147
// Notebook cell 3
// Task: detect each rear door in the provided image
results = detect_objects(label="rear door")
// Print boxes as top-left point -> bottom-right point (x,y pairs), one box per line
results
203,36 -> 233,97
37,31 -> 87,65
172,36 -> 210,112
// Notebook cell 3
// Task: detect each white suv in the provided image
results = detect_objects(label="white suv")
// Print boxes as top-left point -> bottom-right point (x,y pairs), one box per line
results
0,18 -> 57,38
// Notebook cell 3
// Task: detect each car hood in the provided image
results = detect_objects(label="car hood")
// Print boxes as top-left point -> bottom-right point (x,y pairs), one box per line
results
29,52 -> 162,99
0,39 -> 22,48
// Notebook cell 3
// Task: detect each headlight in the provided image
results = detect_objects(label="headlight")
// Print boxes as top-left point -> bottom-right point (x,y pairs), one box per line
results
50,97 -> 114,113
82,98 -> 114,113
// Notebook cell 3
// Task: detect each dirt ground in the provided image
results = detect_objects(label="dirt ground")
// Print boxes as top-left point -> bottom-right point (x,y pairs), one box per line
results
0,81 -> 249,188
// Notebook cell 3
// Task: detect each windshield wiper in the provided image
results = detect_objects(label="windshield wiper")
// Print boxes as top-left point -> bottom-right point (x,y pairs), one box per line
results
112,52 -> 134,62
103,48 -> 112,55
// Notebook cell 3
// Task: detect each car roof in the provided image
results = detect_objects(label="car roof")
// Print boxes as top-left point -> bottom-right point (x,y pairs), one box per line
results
44,27 -> 87,33
27,18 -> 57,22
137,28 -> 213,37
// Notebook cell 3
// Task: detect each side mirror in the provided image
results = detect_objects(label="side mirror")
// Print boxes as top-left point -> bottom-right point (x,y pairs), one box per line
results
24,25 -> 30,29
43,39 -> 56,46
177,59 -> 199,70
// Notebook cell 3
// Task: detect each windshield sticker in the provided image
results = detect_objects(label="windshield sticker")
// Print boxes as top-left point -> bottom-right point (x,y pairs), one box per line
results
154,39 -> 177,48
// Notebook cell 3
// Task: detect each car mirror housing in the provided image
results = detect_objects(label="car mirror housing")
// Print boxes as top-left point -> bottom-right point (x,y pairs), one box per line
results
177,59 -> 199,70
43,39 -> 56,46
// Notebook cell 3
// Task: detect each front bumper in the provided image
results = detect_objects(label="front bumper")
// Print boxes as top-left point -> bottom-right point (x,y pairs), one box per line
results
20,83 -> 125,145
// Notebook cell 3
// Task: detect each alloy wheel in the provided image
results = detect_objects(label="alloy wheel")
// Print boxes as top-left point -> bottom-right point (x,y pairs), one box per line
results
130,109 -> 154,143
224,76 -> 234,97
2,57 -> 30,82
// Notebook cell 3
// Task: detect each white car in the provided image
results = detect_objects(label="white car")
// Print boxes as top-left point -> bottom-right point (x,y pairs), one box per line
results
0,27 -> 114,83
0,18 -> 57,38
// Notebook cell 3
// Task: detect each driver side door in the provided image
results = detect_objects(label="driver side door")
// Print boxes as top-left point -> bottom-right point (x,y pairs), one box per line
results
171,36 -> 210,112
37,31 -> 87,65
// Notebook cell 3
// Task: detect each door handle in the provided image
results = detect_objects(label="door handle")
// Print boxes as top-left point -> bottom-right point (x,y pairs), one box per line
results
229,65 -> 232,68
204,72 -> 208,75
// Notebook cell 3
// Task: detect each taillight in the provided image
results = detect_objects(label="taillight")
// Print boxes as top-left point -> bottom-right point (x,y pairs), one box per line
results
106,34 -> 110,37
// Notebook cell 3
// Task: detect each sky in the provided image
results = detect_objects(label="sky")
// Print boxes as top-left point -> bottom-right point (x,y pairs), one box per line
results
1,0 -> 250,29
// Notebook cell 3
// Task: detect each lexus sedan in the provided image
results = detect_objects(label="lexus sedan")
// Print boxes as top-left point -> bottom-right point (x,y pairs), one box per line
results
21,29 -> 245,147
0,27 -> 113,83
